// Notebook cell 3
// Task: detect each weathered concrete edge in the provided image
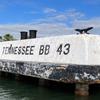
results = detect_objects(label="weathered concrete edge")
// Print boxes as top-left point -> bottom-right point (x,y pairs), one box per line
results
0,60 -> 100,84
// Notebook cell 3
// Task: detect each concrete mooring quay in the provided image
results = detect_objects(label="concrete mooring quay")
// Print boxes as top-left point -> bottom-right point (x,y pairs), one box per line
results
1,29 -> 100,96
0,61 -> 100,96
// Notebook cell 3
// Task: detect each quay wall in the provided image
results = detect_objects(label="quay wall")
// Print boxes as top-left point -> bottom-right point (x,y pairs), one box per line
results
0,60 -> 100,84
1,34 -> 100,84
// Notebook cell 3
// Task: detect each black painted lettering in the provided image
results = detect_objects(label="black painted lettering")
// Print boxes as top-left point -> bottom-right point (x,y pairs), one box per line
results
18,46 -> 21,54
30,46 -> 35,55
8,44 -> 13,54
63,43 -> 70,55
14,47 -> 18,54
45,45 -> 50,55
2,44 -> 35,55
39,45 -> 44,55
22,46 -> 26,55
57,44 -> 62,55
25,46 -> 30,55
2,47 -> 5,54
57,43 -> 70,55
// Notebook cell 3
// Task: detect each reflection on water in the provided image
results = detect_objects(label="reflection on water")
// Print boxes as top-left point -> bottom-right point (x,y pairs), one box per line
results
0,77 -> 74,100
0,77 -> 100,100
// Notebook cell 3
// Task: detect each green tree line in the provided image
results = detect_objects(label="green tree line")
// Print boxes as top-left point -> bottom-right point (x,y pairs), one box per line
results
0,34 -> 15,41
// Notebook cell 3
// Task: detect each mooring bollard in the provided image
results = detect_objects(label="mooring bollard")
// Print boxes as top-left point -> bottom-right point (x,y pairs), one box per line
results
29,30 -> 37,39
0,36 -> 2,42
20,31 -> 28,40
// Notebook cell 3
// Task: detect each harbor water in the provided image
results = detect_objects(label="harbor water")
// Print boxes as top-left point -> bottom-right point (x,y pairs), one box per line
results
0,76 -> 100,100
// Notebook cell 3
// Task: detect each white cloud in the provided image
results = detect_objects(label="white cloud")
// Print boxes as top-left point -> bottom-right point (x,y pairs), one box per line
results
73,17 -> 100,28
0,16 -> 100,39
66,9 -> 84,19
0,8 -> 100,39
43,8 -> 84,23
44,8 -> 57,13
72,17 -> 100,34
0,23 -> 74,39
84,0 -> 100,5
51,14 -> 67,21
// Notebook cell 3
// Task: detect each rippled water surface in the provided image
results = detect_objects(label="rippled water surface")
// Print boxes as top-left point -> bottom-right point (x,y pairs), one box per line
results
0,77 -> 100,100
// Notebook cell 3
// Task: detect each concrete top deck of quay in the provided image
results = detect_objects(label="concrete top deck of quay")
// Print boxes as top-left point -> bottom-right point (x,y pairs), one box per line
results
0,34 -> 100,66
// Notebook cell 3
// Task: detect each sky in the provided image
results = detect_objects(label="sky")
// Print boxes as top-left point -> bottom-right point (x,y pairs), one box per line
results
0,0 -> 100,38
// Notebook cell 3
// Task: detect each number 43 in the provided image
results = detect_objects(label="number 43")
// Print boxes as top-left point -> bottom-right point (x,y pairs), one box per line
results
57,43 -> 70,55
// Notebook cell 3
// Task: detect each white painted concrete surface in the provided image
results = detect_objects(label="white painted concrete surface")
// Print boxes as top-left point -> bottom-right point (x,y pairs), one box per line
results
0,34 -> 100,65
